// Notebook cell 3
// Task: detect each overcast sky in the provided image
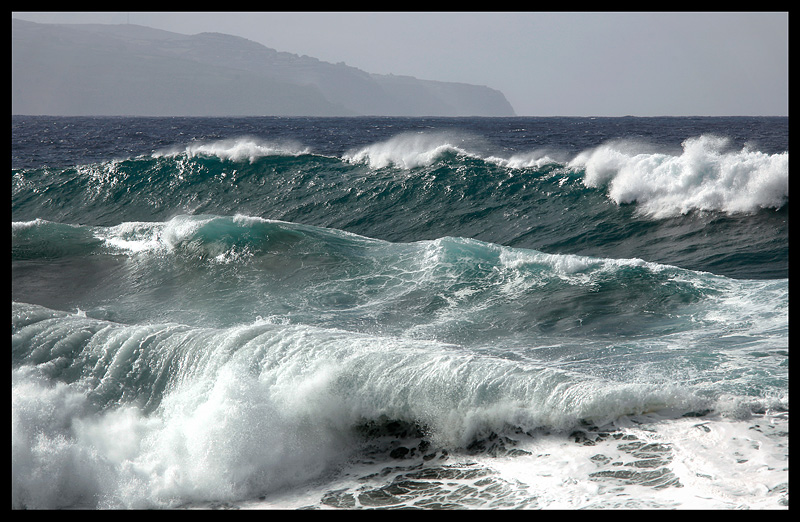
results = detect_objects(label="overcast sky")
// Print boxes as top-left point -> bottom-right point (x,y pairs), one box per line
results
12,11 -> 788,116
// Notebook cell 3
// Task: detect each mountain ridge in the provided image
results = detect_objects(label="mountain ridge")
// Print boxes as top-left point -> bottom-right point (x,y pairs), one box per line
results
12,18 -> 516,117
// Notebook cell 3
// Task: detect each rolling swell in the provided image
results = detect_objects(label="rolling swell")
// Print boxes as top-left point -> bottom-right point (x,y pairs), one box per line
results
12,133 -> 788,278
11,252 -> 787,508
12,296 -> 718,508
12,299 -> 706,431
12,214 -> 734,336
13,214 -> 788,396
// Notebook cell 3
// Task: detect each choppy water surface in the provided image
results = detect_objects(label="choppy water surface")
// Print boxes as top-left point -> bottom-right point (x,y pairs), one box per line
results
12,116 -> 788,509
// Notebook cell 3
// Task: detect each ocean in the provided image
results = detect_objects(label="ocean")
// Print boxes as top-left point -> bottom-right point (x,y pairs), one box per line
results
11,115 -> 788,509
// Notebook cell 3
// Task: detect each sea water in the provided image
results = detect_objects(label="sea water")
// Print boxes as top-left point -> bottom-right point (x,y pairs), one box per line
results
12,116 -> 788,509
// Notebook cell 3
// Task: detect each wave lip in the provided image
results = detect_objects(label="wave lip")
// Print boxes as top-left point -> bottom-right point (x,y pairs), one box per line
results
343,132 -> 479,169
570,135 -> 788,218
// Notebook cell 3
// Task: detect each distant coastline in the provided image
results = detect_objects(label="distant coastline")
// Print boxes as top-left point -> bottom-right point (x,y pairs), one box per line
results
11,18 -> 516,117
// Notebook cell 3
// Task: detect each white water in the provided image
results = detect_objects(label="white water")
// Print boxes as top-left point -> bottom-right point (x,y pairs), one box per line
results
570,135 -> 788,217
11,297 -> 788,509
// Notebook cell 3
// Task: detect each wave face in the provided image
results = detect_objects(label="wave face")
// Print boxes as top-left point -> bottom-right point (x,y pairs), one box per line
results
12,116 -> 789,509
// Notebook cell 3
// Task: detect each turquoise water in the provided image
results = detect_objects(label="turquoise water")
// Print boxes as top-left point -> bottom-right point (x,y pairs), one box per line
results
12,116 -> 788,509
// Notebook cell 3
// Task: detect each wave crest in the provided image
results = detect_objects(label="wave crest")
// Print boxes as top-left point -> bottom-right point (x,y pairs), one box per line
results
570,135 -> 788,217
343,132 -> 477,169
152,137 -> 311,163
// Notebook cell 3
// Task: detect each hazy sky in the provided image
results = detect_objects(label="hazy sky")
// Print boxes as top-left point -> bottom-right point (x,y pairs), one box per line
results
12,11 -> 788,116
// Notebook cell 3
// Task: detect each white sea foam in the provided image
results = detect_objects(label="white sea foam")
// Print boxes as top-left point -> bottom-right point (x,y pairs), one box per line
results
11,314 -> 363,508
11,360 -> 354,509
343,132 -> 475,169
152,137 -> 310,163
11,218 -> 48,231
95,220 -> 166,253
477,411 -> 788,509
569,135 -> 788,217
486,150 -> 570,169
94,214 -> 274,256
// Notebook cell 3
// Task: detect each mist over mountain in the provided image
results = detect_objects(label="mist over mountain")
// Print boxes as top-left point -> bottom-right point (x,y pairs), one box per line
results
12,18 -> 516,117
